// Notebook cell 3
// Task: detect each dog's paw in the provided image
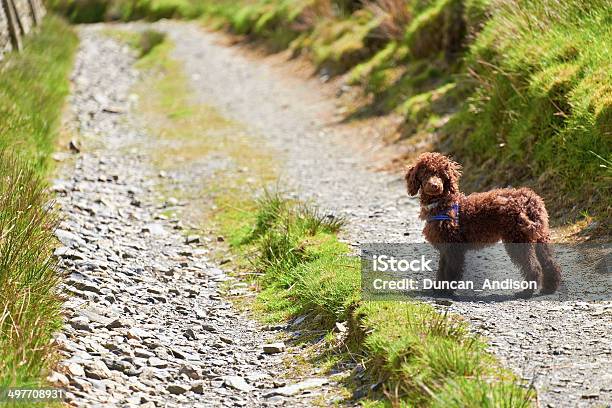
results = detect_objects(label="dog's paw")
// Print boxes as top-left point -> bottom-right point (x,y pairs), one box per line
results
539,283 -> 559,295
430,288 -> 456,299
514,288 -> 534,299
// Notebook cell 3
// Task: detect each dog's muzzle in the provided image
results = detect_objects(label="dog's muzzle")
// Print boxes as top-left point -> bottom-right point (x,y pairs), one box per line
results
423,176 -> 444,196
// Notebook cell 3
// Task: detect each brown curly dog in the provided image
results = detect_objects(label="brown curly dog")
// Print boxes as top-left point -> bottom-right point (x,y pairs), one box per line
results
406,152 -> 561,297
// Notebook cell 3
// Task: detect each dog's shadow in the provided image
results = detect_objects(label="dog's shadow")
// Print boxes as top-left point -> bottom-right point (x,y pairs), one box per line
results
412,289 -> 559,303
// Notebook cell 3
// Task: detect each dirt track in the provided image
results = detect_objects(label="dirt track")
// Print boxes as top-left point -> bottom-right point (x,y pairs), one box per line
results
162,22 -> 612,407
54,21 -> 611,407
54,26 -> 344,407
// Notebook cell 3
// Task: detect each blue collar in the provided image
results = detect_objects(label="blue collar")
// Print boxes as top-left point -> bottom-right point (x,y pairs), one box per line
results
428,203 -> 460,223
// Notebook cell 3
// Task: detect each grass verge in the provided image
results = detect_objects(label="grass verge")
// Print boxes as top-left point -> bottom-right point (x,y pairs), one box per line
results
46,0 -> 206,23
0,15 -> 77,389
0,153 -> 61,391
214,191 -> 535,407
448,0 -> 611,225
0,15 -> 78,172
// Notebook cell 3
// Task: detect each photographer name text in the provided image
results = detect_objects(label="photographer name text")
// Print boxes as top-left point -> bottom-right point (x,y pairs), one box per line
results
370,255 -> 537,291
370,278 -> 537,291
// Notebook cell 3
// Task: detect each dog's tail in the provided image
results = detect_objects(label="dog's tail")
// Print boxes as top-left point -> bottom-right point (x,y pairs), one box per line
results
516,192 -> 548,241
535,242 -> 561,294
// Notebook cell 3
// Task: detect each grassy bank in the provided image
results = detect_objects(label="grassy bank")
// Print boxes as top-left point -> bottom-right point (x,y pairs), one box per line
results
200,0 -> 611,227
215,191 -> 534,406
0,15 -> 77,388
0,15 -> 78,171
45,0 -> 206,22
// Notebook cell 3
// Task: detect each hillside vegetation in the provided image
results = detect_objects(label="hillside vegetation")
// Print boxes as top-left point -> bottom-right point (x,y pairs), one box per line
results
0,15 -> 77,388
199,0 -> 610,227
45,0 -> 206,22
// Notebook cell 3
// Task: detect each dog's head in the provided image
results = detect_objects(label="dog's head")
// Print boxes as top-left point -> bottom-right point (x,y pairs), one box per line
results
405,152 -> 462,198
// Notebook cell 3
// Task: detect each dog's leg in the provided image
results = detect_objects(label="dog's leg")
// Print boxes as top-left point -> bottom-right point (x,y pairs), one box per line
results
446,246 -> 466,281
504,243 -> 541,298
431,247 -> 451,297
437,247 -> 448,283
535,242 -> 561,294
437,245 -> 465,297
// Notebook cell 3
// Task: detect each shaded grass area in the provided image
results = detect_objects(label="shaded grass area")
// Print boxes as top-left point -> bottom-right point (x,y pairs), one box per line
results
214,191 -> 534,407
201,0 -> 611,228
0,16 -> 77,389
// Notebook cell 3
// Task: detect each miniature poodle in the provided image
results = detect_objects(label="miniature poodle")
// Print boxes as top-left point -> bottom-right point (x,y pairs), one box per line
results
405,152 -> 561,297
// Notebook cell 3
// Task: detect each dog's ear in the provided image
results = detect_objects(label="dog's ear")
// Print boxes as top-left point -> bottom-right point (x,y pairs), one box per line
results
446,158 -> 462,194
405,164 -> 420,196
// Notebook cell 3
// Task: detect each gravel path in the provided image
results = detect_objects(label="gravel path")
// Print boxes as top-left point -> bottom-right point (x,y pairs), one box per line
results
52,28 -> 343,407
52,21 -> 611,408
155,22 -> 611,408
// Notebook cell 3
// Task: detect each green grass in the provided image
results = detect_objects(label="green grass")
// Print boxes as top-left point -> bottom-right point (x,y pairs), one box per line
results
449,0 -> 611,220
46,0 -> 207,22
215,191 -> 534,406
102,28 -> 166,57
0,15 -> 78,171
0,153 -> 61,390
0,15 -> 77,389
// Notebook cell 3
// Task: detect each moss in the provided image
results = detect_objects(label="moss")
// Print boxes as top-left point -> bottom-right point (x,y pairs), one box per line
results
529,63 -> 580,98
348,41 -> 398,85
306,11 -> 382,72
594,96 -> 612,140
577,67 -> 612,140
405,0 -> 465,60
401,82 -> 456,123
